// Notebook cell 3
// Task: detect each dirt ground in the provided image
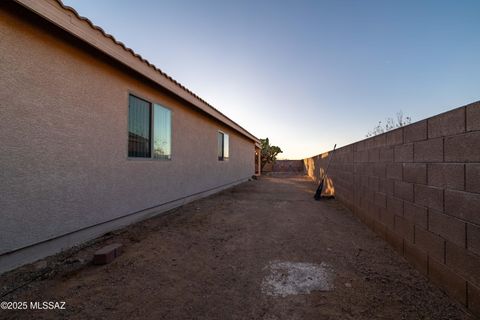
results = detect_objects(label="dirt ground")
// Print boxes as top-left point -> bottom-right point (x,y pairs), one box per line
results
0,175 -> 474,319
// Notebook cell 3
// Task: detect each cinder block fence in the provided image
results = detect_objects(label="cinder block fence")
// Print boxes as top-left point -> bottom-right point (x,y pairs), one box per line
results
304,101 -> 480,317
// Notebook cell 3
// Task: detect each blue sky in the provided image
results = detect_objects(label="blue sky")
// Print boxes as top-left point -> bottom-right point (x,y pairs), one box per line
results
63,0 -> 480,159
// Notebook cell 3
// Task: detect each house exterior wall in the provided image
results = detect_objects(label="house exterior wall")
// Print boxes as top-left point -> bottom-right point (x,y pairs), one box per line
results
0,3 -> 255,272
304,101 -> 480,317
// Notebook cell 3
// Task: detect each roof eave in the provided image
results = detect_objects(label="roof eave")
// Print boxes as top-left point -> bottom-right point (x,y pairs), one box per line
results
13,0 -> 260,144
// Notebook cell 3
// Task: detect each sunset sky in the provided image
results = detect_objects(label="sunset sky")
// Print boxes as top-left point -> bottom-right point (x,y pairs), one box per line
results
63,0 -> 480,159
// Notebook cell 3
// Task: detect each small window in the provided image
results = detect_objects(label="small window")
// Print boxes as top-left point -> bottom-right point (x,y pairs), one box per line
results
218,131 -> 229,161
128,94 -> 172,159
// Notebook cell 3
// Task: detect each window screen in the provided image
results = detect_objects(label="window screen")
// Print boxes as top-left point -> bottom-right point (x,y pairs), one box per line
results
128,95 -> 151,158
218,132 -> 224,160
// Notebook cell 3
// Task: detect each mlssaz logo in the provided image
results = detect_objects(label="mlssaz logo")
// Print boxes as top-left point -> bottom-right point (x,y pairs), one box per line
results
30,301 -> 66,310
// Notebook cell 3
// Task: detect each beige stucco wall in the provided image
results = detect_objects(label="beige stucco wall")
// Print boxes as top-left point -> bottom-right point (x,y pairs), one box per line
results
0,3 -> 255,267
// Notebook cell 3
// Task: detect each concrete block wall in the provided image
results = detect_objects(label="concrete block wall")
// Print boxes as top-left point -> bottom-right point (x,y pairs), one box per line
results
264,160 -> 305,173
304,101 -> 480,317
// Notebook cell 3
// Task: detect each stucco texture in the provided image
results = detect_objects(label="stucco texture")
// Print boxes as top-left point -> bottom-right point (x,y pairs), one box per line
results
0,3 -> 255,255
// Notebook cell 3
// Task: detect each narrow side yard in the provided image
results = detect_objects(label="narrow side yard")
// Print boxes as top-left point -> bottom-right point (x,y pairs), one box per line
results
0,175 -> 473,319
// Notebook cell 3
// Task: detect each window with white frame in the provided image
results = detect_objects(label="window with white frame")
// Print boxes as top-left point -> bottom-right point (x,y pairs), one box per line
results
128,94 -> 171,159
217,131 -> 229,161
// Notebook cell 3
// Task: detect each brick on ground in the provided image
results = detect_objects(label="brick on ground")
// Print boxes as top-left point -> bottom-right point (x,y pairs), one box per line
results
93,243 -> 123,265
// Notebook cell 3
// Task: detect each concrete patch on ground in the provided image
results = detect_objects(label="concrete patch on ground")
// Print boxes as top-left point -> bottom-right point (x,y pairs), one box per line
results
261,261 -> 334,297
